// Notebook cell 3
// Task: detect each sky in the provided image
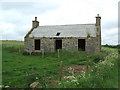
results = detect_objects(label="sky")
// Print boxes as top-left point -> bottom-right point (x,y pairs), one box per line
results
0,0 -> 119,45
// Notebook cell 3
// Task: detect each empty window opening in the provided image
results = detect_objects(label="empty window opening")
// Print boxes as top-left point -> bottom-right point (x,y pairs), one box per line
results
56,32 -> 60,36
55,40 -> 62,50
78,39 -> 85,51
35,39 -> 40,50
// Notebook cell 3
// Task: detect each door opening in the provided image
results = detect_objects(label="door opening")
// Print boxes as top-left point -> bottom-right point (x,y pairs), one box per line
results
55,40 -> 62,50
78,39 -> 85,51
35,39 -> 40,50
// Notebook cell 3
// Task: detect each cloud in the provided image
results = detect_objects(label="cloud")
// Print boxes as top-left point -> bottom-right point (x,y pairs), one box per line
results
1,22 -> 30,40
102,20 -> 118,31
0,1 -> 59,14
0,1 -> 60,24
102,28 -> 118,45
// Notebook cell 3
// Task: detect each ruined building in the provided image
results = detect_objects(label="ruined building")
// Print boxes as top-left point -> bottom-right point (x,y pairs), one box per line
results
24,14 -> 101,53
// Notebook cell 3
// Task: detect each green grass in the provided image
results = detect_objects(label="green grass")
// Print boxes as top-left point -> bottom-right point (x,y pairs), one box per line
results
1,40 -> 118,88
54,47 -> 119,88
2,40 -> 24,46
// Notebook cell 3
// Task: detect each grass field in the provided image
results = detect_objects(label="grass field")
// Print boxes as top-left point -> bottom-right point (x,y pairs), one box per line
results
1,40 -> 119,88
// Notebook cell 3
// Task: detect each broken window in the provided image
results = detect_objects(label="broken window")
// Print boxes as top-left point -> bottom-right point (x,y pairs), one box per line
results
35,39 -> 40,50
55,40 -> 62,50
78,39 -> 85,51
56,32 -> 60,36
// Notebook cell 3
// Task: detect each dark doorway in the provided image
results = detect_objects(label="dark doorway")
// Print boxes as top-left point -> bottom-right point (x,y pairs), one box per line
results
78,39 -> 85,51
35,39 -> 40,50
55,40 -> 62,50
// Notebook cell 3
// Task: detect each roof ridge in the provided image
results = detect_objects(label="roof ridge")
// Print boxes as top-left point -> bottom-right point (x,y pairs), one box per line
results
39,23 -> 95,27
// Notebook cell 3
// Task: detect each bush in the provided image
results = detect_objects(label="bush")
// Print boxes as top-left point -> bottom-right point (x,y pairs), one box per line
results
92,53 -> 104,63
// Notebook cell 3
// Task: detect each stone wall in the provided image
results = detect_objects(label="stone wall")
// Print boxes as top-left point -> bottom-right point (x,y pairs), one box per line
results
62,39 -> 78,51
41,38 -> 55,52
41,38 -> 79,52
24,37 -> 99,53
95,25 -> 101,52
86,37 -> 97,53
24,38 -> 34,52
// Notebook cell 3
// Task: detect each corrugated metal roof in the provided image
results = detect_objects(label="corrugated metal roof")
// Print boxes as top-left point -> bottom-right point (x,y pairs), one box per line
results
29,24 -> 97,38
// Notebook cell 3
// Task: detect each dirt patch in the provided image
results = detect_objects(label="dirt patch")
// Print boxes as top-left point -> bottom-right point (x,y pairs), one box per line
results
62,65 -> 88,79
46,65 -> 88,87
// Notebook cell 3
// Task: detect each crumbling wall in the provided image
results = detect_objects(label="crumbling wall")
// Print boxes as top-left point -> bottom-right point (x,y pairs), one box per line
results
24,38 -> 34,52
62,39 -> 78,51
41,38 -> 55,52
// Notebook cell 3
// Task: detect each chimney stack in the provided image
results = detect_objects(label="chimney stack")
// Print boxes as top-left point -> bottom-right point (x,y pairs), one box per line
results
96,14 -> 101,26
95,14 -> 101,52
32,17 -> 39,28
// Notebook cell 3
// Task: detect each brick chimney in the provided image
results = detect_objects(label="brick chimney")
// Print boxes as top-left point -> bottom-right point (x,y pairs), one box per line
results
96,14 -> 101,26
32,17 -> 39,28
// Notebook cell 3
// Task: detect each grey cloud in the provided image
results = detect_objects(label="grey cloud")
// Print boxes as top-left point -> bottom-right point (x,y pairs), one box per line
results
102,21 -> 117,30
0,1 -> 59,14
0,2 -> 34,10
2,15 -> 32,26
0,1 -> 60,26
102,29 -> 118,45
2,25 -> 28,41
102,36 -> 118,45
101,28 -> 117,38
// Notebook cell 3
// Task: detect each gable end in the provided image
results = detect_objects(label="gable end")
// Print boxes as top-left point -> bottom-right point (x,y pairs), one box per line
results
24,28 -> 34,38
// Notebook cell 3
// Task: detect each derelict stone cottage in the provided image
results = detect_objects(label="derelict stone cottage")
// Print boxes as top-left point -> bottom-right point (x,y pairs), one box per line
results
24,14 -> 101,53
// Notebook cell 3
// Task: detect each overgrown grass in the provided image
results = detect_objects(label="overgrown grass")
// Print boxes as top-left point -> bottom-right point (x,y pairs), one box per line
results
1,40 -> 118,88
54,47 -> 118,88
